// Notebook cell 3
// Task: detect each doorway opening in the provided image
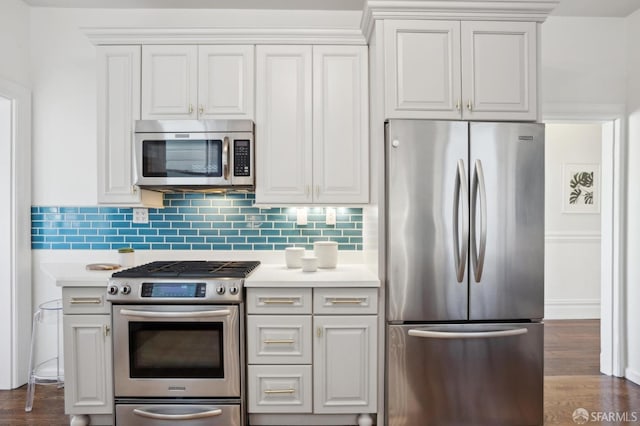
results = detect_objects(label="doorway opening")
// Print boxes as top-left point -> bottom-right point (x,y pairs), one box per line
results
543,113 -> 624,378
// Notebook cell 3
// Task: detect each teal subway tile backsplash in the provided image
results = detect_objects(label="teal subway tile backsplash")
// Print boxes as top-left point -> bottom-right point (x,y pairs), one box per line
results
31,193 -> 363,251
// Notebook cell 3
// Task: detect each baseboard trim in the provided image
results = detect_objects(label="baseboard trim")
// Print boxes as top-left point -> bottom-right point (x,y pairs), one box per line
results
545,299 -> 600,319
626,367 -> 640,385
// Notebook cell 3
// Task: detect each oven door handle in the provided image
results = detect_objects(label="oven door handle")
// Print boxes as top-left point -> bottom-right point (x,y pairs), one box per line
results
133,406 -> 222,420
119,308 -> 231,319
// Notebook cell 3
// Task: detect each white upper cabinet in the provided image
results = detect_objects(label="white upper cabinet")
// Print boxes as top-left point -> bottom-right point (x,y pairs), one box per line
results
460,21 -> 537,120
97,45 -> 163,207
385,20 -> 537,121
256,45 -> 369,205
142,45 -> 254,120
255,45 -> 314,204
313,46 -> 369,204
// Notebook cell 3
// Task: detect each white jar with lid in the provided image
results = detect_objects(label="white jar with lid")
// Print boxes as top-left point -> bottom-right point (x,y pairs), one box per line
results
314,241 -> 338,268
118,247 -> 135,268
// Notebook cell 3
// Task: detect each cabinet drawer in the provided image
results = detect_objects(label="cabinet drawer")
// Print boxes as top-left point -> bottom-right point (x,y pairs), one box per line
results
247,288 -> 312,314
313,288 -> 378,314
62,287 -> 110,314
247,316 -> 312,364
248,365 -> 312,413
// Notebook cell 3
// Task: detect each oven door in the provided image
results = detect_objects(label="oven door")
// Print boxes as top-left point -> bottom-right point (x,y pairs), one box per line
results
112,305 -> 240,398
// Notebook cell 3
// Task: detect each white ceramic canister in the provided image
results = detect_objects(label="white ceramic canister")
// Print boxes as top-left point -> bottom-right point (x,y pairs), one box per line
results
301,255 -> 318,272
285,247 -> 305,268
314,241 -> 338,268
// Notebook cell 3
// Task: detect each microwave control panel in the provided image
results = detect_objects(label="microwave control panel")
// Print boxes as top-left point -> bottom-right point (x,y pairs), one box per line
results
234,140 -> 251,177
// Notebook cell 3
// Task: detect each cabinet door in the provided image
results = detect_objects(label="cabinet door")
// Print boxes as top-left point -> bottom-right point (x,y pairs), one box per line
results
198,45 -> 254,119
63,314 -> 112,415
461,21 -> 537,120
384,20 -> 461,119
97,46 -> 162,207
255,45 -> 313,204
313,46 -> 369,204
313,316 -> 377,414
142,45 -> 198,119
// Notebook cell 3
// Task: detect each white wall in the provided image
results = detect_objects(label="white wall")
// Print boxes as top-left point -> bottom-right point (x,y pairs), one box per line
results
544,123 -> 602,319
625,8 -> 640,385
541,17 -> 626,108
0,0 -> 30,87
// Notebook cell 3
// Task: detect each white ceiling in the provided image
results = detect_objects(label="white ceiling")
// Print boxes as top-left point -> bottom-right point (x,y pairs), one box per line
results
21,0 -> 640,17
21,0 -> 364,10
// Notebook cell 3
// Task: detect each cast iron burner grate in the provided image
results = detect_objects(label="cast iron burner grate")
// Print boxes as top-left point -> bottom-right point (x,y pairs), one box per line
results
112,260 -> 261,278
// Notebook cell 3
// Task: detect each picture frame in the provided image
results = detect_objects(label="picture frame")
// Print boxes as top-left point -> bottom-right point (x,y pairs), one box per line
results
561,163 -> 600,214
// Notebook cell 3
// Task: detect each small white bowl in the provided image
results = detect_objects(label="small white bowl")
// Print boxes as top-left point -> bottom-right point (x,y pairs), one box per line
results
301,256 -> 318,272
285,247 -> 305,268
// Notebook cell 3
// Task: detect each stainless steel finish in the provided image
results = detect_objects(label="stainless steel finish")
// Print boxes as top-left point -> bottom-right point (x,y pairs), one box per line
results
387,323 -> 543,426
469,122 -> 544,321
107,278 -> 245,304
407,326 -> 527,339
112,304 -> 240,398
133,406 -> 222,420
262,298 -> 296,304
453,159 -> 469,283
471,159 -> 487,283
116,403 -> 241,426
263,389 -> 295,394
134,119 -> 254,191
119,308 -> 232,319
263,339 -> 296,344
328,298 -> 365,305
386,120 -> 469,322
223,136 -> 230,181
69,297 -> 102,304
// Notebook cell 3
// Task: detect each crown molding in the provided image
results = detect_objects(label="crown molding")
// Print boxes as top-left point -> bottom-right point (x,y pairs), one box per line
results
82,27 -> 367,45
361,0 -> 559,40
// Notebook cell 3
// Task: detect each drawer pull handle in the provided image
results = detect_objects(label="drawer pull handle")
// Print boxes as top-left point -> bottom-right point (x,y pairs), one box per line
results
264,339 -> 295,344
262,298 -> 297,304
70,297 -> 102,305
264,389 -> 295,394
329,298 -> 365,305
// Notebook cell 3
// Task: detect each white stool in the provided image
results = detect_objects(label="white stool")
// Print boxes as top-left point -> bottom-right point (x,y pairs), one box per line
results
25,298 -> 64,412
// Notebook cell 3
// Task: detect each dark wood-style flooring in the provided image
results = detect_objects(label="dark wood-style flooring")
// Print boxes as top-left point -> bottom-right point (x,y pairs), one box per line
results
0,320 -> 638,425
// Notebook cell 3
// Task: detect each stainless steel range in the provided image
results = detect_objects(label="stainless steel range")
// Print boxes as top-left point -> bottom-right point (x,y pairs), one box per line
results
107,260 -> 260,426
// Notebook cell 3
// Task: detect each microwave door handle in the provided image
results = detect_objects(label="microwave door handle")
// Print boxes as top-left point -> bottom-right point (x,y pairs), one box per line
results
133,406 -> 223,420
223,136 -> 230,181
119,309 -> 231,319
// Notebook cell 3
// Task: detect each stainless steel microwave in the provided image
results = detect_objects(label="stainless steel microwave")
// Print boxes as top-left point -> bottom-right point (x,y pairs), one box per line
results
134,120 -> 254,191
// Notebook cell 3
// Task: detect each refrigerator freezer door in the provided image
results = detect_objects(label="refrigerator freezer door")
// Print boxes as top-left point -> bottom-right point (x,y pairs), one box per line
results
387,322 -> 543,426
386,120 -> 469,322
469,122 -> 544,321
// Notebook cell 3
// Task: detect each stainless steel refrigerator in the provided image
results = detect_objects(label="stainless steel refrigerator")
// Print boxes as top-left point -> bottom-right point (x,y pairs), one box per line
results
385,120 -> 544,426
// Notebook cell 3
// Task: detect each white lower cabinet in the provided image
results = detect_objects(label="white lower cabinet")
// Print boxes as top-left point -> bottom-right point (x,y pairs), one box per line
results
246,287 -> 378,423
62,287 -> 113,425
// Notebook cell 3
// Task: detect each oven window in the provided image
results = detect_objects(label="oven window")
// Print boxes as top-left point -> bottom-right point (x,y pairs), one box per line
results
129,322 -> 224,378
142,139 -> 222,177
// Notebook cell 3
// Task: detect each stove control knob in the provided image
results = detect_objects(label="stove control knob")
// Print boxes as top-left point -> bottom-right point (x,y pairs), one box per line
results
228,285 -> 239,295
120,284 -> 131,295
216,285 -> 226,295
107,284 -> 119,296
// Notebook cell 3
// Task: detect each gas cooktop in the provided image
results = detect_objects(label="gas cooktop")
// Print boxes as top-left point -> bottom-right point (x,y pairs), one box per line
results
112,260 -> 261,279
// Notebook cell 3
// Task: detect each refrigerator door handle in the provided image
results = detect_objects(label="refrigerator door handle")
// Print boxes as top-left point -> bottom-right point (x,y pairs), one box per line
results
408,327 -> 528,339
452,159 -> 469,283
471,159 -> 487,282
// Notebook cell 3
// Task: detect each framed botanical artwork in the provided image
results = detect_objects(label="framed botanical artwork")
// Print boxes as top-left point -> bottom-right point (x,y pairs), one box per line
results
562,163 -> 600,214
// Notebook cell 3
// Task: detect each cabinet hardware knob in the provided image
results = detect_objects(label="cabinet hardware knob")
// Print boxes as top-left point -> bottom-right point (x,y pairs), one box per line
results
199,105 -> 204,115
104,325 -> 111,337
189,104 -> 194,114
456,99 -> 461,111
467,100 -> 473,111
305,185 -> 311,197
315,185 -> 320,198
317,327 -> 323,338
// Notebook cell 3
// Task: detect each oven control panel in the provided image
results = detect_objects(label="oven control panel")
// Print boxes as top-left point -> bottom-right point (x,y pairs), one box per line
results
107,279 -> 244,303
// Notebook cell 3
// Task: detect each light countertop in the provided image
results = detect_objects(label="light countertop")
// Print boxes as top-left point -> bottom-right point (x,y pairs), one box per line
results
42,263 -> 121,287
43,262 -> 380,288
244,264 -> 380,288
